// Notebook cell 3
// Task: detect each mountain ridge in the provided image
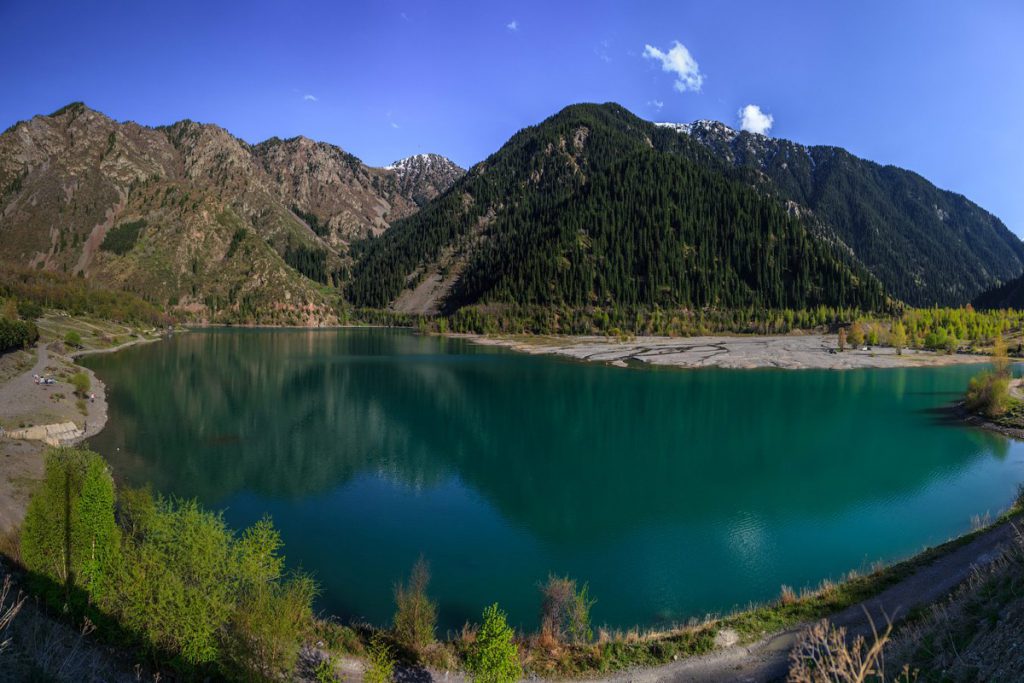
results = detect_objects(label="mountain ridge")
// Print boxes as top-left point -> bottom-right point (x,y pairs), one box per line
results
653,116 -> 1024,306
0,102 -> 463,323
350,102 -> 891,316
3,101 -> 1020,325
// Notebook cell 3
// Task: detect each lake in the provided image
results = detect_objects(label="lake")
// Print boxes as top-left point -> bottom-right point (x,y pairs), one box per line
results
81,328 -> 1024,632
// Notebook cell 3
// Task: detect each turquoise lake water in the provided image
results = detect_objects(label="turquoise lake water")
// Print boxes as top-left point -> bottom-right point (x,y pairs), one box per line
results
81,328 -> 1024,631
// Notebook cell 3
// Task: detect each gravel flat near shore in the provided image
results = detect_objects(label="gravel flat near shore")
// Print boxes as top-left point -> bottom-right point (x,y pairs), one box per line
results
465,333 -> 989,370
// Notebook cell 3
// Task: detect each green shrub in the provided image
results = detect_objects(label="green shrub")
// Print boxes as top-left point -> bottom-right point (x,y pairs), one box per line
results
393,555 -> 437,650
70,372 -> 90,397
313,656 -> 338,683
965,371 -> 1010,418
363,634 -> 396,683
0,318 -> 38,353
540,575 -> 595,644
220,519 -> 318,681
21,448 -> 119,604
64,330 -> 82,348
466,603 -> 521,683
20,448 -> 318,679
15,299 -> 42,320
106,495 -> 316,675
107,498 -> 237,665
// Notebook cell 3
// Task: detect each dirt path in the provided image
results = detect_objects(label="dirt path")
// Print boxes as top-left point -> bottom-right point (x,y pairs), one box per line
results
69,333 -> 158,359
582,517 -> 1022,682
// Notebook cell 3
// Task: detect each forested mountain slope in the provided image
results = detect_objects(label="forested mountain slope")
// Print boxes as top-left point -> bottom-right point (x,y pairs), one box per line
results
666,120 -> 1024,306
4,101 -> 1016,324
973,273 -> 1024,310
348,103 -> 890,315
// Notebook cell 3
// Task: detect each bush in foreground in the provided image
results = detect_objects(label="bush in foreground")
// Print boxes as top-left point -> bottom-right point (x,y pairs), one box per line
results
540,574 -> 595,645
965,372 -> 1010,418
18,447 -> 316,680
21,448 -> 118,605
393,555 -> 437,651
363,634 -> 396,683
466,603 -> 521,683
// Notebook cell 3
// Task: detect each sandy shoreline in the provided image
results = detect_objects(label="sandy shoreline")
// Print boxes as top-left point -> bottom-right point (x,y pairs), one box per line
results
460,333 -> 990,370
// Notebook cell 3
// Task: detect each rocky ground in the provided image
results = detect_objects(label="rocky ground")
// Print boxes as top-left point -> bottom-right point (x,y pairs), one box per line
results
466,333 -> 988,370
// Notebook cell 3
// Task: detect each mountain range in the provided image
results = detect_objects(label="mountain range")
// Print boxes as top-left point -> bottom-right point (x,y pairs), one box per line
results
1,101 -> 1020,324
0,102 -> 463,323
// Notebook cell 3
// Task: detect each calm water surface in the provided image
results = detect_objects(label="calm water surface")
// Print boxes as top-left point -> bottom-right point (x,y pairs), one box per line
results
82,329 -> 1024,631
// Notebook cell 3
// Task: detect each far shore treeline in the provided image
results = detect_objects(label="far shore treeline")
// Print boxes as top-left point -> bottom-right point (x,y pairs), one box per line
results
5,264 -> 1024,354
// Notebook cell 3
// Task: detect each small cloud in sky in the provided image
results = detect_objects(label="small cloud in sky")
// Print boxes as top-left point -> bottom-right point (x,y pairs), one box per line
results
648,100 -> 665,110
303,94 -> 318,102
738,104 -> 773,134
400,12 -> 409,21
506,19 -> 518,31
596,39 -> 612,63
642,41 -> 704,93
390,122 -> 400,129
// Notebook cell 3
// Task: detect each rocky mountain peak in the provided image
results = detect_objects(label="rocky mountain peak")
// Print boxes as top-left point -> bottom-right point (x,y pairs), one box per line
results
385,153 -> 465,207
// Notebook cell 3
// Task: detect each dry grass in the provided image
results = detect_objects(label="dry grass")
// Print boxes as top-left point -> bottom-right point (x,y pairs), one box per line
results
788,613 -> 917,683
887,523 -> 1024,680
0,574 -> 25,655
0,529 -> 20,566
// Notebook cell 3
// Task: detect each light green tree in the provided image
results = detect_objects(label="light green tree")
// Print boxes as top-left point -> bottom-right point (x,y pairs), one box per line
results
21,448 -> 119,604
890,321 -> 907,355
467,603 -> 521,683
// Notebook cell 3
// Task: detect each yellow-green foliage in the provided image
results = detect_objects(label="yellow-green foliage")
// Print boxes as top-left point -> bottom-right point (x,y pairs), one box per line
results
966,372 -> 1011,418
19,449 -> 316,679
0,268 -> 167,326
393,556 -> 437,651
363,634 -> 396,683
890,321 -> 907,354
466,603 -> 521,683
21,448 -> 119,602
70,371 -> 90,397
965,333 -> 1013,418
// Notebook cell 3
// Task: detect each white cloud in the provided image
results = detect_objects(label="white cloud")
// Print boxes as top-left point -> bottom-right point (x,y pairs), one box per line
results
738,104 -> 773,134
642,41 -> 704,93
506,19 -> 518,31
648,99 -> 664,110
400,12 -> 409,21
390,122 -> 400,129
303,94 -> 318,102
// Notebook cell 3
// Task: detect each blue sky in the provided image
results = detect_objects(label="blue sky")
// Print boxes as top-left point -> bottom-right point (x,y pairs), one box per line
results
2,1 -> 1023,234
